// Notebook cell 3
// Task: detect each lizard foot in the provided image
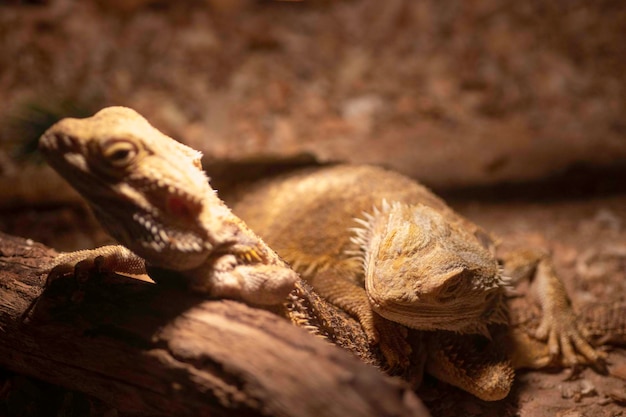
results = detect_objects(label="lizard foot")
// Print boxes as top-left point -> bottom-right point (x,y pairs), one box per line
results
532,259 -> 607,367
535,307 -> 606,367
46,245 -> 148,293
504,249 -> 607,367
197,254 -> 297,305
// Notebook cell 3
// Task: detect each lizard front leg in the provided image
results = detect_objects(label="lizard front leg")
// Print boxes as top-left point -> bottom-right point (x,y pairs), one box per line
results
306,263 -> 412,370
185,251 -> 298,306
47,245 -> 148,284
47,244 -> 296,306
501,248 -> 604,366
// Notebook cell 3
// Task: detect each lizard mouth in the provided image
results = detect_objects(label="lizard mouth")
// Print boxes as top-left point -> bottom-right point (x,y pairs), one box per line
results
369,288 -> 507,336
141,185 -> 208,249
99,182 -> 211,269
124,206 -> 209,271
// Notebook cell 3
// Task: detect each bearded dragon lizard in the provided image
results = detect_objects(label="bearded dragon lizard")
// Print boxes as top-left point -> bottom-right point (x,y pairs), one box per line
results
38,106 -> 297,305
38,107 -> 606,402
230,164 -> 604,397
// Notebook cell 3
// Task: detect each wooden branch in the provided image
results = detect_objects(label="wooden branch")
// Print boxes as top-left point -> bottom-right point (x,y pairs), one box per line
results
0,232 -> 430,417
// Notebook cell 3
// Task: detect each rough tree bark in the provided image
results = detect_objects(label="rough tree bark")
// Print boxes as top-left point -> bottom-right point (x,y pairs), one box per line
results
0,232 -> 430,417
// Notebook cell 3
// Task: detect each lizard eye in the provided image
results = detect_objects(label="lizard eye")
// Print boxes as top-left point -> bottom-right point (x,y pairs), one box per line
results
436,272 -> 466,302
102,139 -> 139,167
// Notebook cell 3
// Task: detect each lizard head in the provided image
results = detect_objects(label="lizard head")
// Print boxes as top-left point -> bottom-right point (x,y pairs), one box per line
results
353,200 -> 507,335
39,106 -> 214,270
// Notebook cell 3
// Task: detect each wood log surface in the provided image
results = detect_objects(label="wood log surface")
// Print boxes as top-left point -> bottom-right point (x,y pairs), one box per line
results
0,231 -> 429,417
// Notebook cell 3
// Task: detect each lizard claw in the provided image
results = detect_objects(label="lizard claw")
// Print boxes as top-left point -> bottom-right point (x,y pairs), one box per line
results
520,256 -> 607,368
535,309 -> 605,366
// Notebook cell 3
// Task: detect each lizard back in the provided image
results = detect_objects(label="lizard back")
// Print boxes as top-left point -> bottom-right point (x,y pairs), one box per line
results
230,164 -> 493,278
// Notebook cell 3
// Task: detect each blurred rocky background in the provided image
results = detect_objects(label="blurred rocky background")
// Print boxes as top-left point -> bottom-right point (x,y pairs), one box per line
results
1,0 -> 625,189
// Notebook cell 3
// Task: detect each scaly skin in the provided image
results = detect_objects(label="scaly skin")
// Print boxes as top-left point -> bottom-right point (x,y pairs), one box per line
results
504,298 -> 626,370
230,164 -> 604,399
38,107 -> 610,402
38,107 -> 297,305
424,300 -> 626,401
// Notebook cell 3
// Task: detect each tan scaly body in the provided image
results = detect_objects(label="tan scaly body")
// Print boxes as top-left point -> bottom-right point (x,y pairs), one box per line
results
231,164 -> 603,400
